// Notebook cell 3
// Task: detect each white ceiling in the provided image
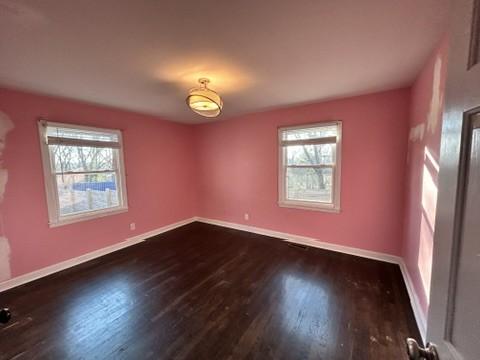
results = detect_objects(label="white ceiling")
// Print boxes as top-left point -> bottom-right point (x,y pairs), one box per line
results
0,0 -> 450,123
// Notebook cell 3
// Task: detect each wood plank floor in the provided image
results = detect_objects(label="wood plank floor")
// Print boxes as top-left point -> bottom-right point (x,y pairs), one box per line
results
0,222 -> 419,359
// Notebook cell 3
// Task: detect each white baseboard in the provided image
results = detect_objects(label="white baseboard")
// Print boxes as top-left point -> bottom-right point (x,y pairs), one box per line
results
398,260 -> 427,343
195,216 -> 427,341
195,217 -> 401,263
0,217 -> 196,293
0,215 -> 427,342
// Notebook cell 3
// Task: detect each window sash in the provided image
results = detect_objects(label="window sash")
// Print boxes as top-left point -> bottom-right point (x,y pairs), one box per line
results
39,120 -> 128,227
285,164 -> 335,203
281,142 -> 337,167
280,136 -> 337,147
52,170 -> 126,219
47,136 -> 120,149
278,121 -> 341,212
285,164 -> 335,169
47,145 -> 119,174
51,169 -> 116,176
54,170 -> 121,217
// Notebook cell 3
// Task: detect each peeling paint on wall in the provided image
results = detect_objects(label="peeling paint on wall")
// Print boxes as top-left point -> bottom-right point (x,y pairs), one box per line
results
427,57 -> 443,134
0,110 -> 14,281
409,123 -> 425,142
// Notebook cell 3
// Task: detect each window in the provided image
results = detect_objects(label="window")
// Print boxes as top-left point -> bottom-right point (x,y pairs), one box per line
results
278,121 -> 342,212
38,120 -> 128,226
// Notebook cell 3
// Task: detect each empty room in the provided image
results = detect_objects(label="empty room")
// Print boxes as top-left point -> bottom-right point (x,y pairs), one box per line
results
0,0 -> 478,359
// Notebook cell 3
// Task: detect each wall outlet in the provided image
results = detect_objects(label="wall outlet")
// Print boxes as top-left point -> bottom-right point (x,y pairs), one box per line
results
244,213 -> 249,221
130,222 -> 136,231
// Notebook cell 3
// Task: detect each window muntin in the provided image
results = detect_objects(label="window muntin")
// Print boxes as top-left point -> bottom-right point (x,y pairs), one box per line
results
279,122 -> 341,212
39,121 -> 128,226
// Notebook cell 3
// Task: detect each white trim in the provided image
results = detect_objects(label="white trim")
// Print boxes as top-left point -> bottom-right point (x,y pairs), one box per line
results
37,119 -> 130,227
399,259 -> 428,343
280,136 -> 337,146
48,207 -> 129,228
195,217 -> 399,263
0,217 -> 196,293
0,215 -> 427,343
278,121 -> 342,212
278,200 -> 341,213
195,216 -> 427,341
47,136 -> 121,149
39,119 -> 124,135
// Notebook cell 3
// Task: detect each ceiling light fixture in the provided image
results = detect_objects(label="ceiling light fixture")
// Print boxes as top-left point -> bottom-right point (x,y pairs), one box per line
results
186,78 -> 223,118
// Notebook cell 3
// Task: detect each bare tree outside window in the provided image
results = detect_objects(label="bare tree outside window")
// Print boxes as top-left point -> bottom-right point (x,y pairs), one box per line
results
279,122 -> 341,211
39,121 -> 128,226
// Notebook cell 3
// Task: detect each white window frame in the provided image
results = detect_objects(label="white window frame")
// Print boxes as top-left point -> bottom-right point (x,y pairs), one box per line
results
38,120 -> 129,227
278,121 -> 342,212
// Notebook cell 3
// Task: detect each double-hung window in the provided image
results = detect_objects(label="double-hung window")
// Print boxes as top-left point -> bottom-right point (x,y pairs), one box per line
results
38,120 -> 128,226
278,121 -> 342,212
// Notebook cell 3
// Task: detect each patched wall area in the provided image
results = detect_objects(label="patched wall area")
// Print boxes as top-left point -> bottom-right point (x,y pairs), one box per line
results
0,110 -> 14,281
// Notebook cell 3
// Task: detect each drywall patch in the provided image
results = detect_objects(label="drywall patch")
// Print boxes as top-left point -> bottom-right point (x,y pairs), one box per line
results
0,237 -> 11,281
0,112 -> 13,146
0,169 -> 7,203
409,123 -> 425,142
427,57 -> 443,134
0,111 -> 14,281
0,111 -> 13,200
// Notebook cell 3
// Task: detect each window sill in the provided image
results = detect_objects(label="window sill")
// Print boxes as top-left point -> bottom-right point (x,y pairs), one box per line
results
278,201 -> 340,213
49,207 -> 129,228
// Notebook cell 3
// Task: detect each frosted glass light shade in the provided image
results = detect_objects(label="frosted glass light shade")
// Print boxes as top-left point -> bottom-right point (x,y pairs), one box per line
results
186,79 -> 223,117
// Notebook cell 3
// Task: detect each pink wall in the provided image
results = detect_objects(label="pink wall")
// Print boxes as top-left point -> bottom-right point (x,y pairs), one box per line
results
402,37 -> 449,317
0,88 -> 198,279
195,89 -> 411,256
0,69 -> 445,291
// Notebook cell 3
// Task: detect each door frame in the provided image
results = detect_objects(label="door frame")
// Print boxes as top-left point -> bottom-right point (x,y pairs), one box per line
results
427,0 -> 480,358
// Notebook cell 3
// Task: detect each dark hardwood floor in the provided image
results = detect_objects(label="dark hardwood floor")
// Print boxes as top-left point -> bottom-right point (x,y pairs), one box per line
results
0,222 -> 419,359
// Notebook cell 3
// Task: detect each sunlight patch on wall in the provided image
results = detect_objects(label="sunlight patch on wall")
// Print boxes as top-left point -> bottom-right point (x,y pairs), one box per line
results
418,212 -> 434,303
417,147 -> 439,303
427,57 -> 443,134
421,147 -> 439,229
